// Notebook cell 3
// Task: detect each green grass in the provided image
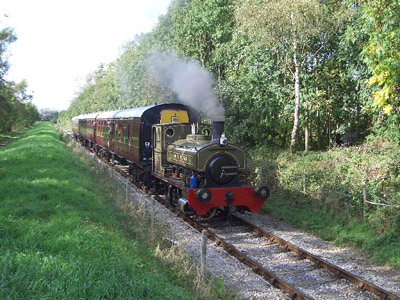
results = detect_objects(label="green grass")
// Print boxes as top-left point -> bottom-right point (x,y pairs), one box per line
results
0,123 -> 206,299
250,144 -> 400,268
263,196 -> 400,266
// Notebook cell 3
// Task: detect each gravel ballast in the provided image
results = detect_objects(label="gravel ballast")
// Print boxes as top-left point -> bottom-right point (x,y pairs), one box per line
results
238,212 -> 400,298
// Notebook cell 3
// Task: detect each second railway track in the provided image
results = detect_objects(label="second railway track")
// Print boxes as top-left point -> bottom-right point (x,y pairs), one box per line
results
60,126 -> 400,300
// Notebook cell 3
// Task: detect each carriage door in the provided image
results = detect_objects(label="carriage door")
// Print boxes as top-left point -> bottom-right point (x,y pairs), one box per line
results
152,126 -> 163,174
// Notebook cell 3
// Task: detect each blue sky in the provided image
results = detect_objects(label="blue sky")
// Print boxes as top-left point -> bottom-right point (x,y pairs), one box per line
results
1,0 -> 172,110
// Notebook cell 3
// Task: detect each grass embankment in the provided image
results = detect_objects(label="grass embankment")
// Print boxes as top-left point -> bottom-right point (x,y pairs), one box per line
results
250,141 -> 400,267
0,123 -> 225,299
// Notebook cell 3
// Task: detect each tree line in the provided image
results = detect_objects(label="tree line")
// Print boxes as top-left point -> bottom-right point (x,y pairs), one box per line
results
0,26 -> 39,133
58,0 -> 400,152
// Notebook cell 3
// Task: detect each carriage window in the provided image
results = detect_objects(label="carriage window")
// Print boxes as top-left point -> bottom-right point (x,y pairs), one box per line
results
108,123 -> 112,138
115,124 -> 120,141
126,123 -> 130,144
123,123 -> 127,143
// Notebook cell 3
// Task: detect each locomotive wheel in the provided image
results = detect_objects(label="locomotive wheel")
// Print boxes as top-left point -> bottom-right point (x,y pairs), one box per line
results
166,186 -> 180,206
155,180 -> 165,194
128,165 -> 134,176
200,208 -> 218,221
144,166 -> 152,188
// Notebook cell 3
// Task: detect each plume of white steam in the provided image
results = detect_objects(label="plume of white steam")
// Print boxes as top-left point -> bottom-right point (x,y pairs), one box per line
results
145,54 -> 225,121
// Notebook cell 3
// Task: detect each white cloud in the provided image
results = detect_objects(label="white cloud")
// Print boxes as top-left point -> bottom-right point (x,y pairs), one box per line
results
1,0 -> 171,110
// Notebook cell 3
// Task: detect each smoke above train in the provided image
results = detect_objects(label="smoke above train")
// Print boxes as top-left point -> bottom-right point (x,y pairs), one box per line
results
145,53 -> 225,122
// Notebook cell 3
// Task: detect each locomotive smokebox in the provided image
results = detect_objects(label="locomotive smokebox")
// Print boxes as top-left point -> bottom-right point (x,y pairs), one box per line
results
212,121 -> 225,142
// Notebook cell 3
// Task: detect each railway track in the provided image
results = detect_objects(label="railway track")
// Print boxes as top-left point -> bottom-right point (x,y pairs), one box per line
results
60,126 -> 400,300
203,216 -> 400,299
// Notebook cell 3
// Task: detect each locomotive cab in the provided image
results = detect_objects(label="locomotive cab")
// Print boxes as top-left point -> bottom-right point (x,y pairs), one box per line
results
152,122 -> 246,182
152,122 -> 213,178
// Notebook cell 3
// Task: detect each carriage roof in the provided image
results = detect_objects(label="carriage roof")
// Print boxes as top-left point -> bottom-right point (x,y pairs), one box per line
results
72,103 -> 197,121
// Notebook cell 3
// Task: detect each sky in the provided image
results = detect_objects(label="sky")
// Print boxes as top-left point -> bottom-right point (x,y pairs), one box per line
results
1,0 -> 172,111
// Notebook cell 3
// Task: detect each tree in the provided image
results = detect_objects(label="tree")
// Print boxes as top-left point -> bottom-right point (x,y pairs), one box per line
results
3,80 -> 37,131
0,81 -> 13,132
0,25 -> 17,132
236,0 -> 349,152
216,31 -> 293,146
67,63 -> 120,116
25,102 -> 40,124
358,0 -> 400,115
172,0 -> 235,78
0,81 -> 38,132
0,26 -> 16,82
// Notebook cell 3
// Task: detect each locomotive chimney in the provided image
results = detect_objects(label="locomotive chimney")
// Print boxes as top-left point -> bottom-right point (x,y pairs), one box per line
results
212,121 -> 225,142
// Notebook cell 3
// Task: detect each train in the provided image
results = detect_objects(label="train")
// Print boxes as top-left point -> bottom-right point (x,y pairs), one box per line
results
72,103 -> 269,220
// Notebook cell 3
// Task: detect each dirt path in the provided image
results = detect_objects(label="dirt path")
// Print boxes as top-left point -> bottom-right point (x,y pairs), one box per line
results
0,136 -> 22,147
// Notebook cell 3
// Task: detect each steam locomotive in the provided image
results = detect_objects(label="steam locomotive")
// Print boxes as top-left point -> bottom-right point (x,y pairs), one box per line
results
72,103 -> 269,219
